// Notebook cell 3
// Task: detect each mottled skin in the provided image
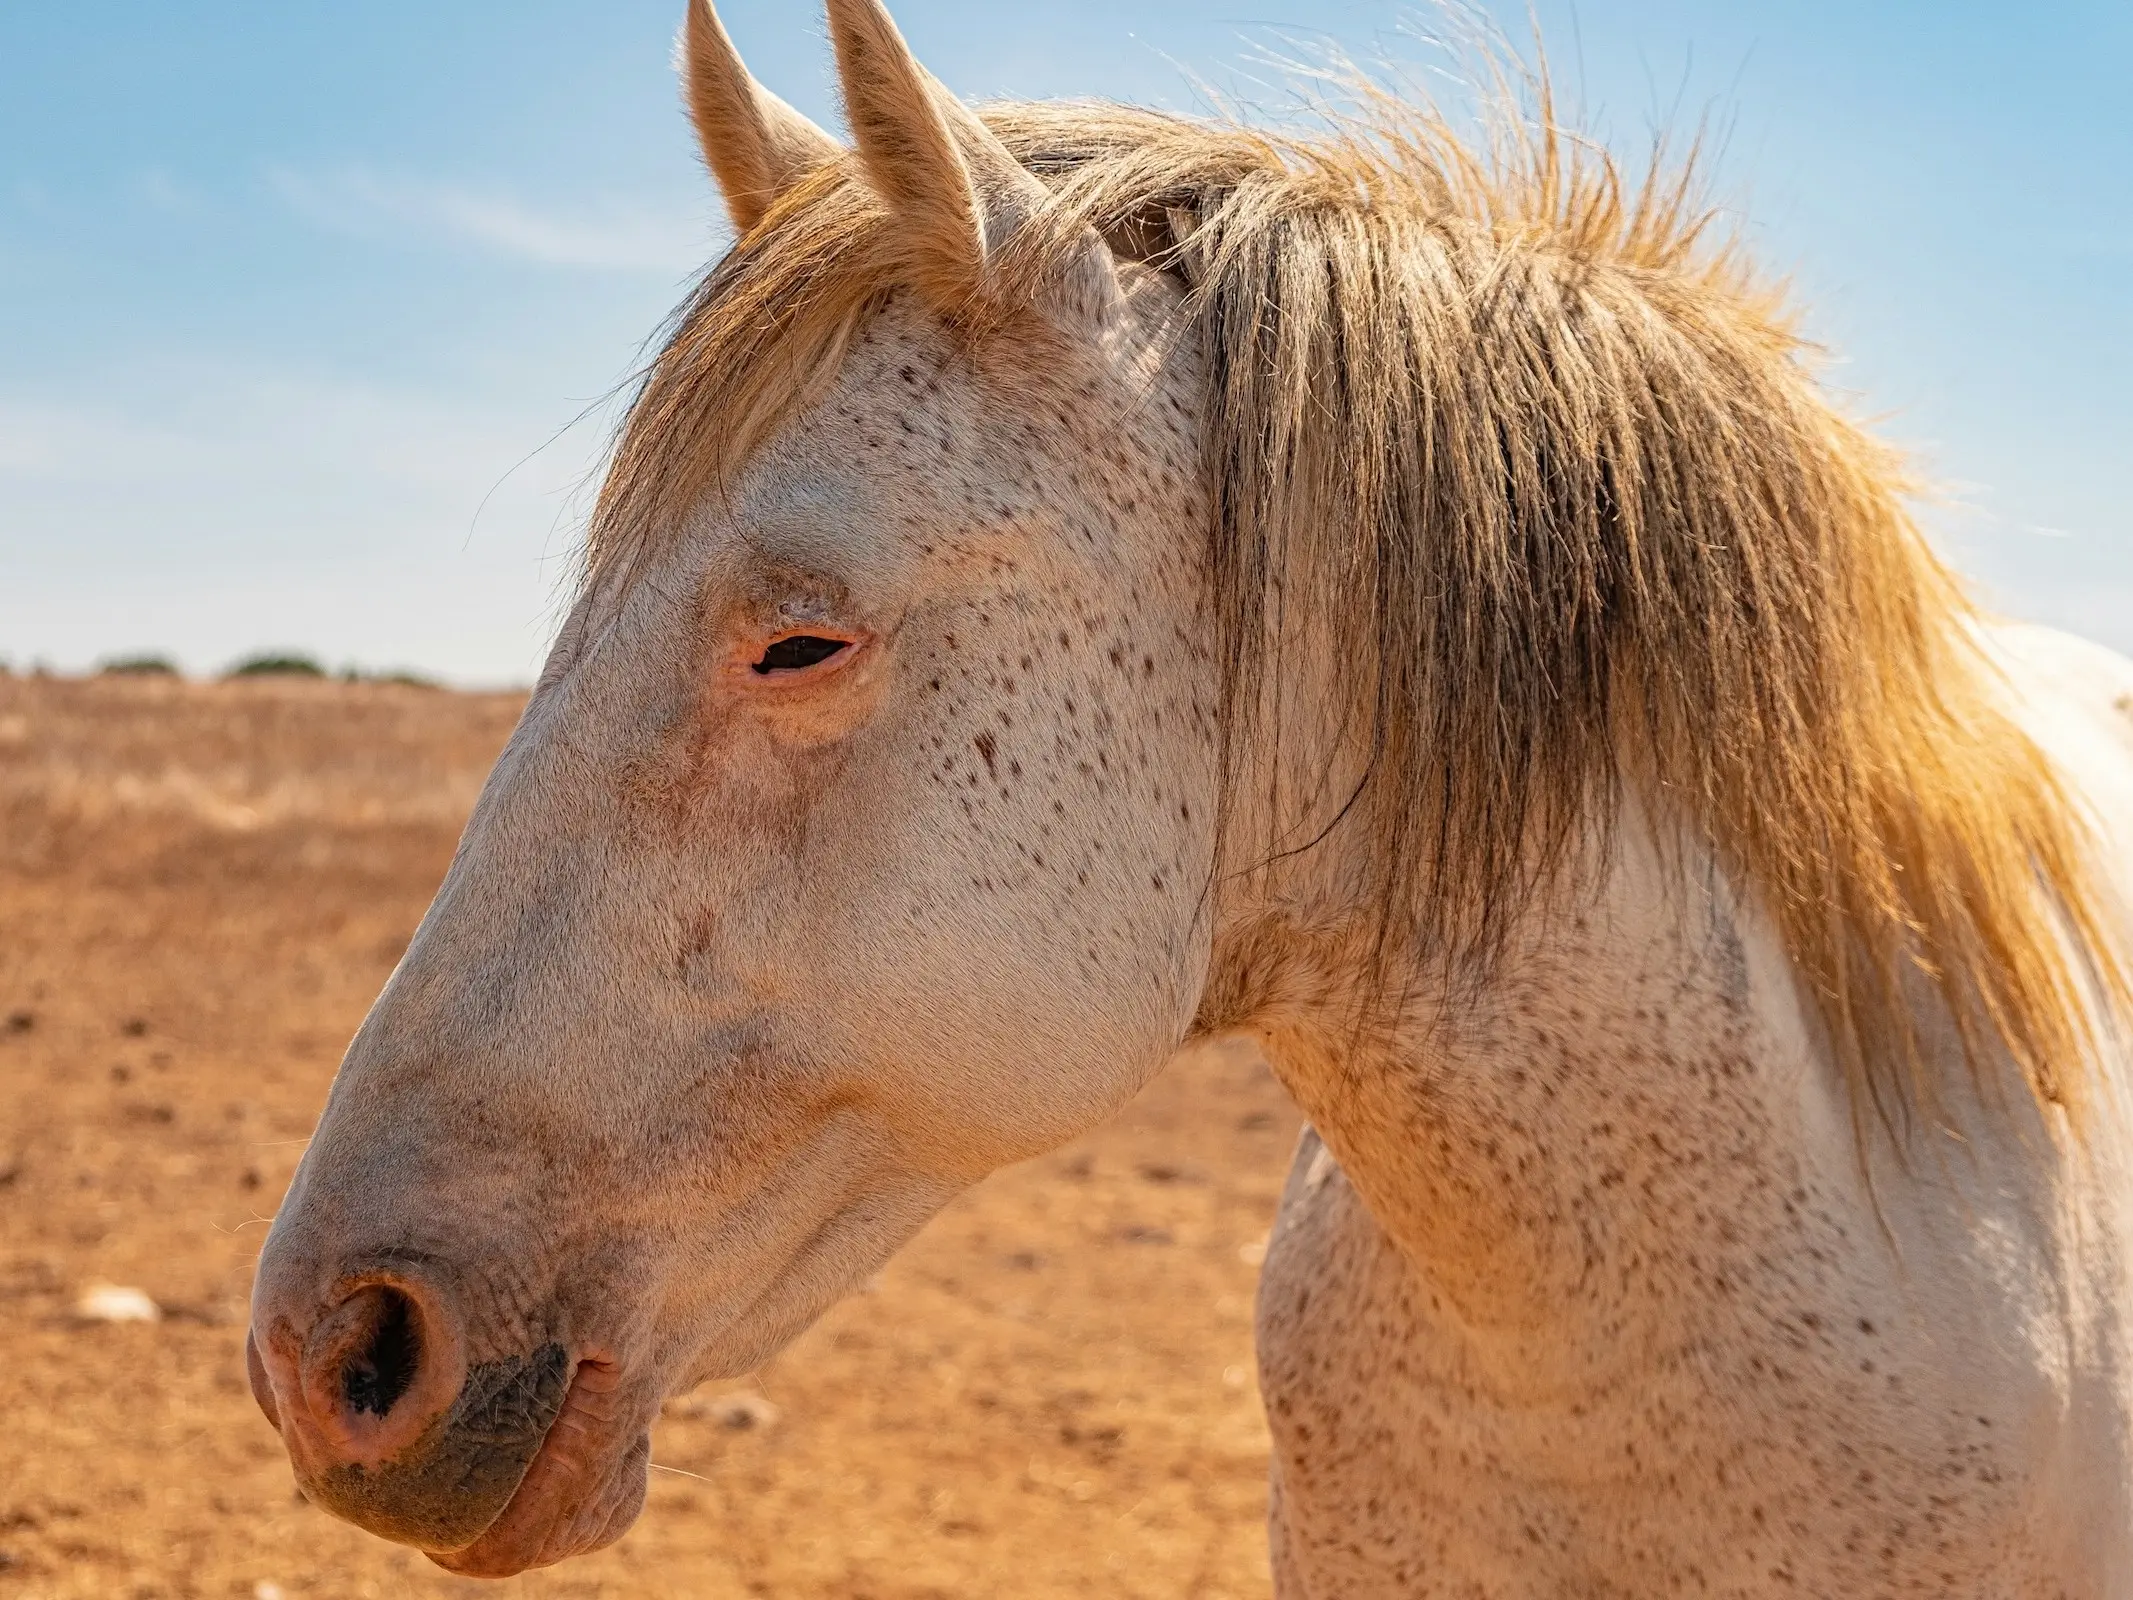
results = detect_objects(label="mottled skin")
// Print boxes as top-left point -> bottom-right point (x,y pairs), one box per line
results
247,0 -> 2133,1588
251,247 -> 1225,1570
1246,651 -> 2133,1594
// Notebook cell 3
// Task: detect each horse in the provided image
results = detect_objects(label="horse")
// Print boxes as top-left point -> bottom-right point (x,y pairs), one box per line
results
243,0 -> 2133,1589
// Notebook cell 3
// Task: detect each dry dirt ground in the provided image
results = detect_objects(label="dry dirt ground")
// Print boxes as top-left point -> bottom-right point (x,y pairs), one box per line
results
0,673 -> 1302,1600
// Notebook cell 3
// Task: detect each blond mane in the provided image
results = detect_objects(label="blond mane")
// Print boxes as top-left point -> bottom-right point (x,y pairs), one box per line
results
590,87 -> 2125,1136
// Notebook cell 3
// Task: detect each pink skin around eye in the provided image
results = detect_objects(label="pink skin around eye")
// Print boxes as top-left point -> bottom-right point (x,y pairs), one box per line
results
728,629 -> 868,688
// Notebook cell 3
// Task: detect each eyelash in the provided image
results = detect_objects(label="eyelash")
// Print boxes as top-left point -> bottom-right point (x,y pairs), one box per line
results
750,634 -> 853,675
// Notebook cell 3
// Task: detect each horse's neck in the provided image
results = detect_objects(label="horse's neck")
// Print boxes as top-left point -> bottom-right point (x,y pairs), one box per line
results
1223,803 -> 1862,1381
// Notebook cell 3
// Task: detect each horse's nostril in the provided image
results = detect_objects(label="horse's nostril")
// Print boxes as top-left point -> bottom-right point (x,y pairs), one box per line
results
285,1272 -> 467,1468
340,1285 -> 422,1418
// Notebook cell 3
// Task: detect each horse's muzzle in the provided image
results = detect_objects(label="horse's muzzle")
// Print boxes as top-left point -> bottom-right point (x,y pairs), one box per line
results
246,1267 -> 577,1555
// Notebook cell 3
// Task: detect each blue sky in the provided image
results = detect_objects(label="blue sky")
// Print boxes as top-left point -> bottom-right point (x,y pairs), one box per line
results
2,1 -> 2127,683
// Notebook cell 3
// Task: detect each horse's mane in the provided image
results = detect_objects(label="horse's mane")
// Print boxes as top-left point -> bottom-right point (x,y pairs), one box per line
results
590,85 -> 2125,1137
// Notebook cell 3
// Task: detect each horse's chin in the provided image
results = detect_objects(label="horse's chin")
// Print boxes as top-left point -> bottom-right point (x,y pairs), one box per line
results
426,1359 -> 652,1578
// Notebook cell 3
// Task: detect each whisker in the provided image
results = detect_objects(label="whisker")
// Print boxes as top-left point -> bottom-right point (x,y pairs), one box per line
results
650,1462 -> 713,1483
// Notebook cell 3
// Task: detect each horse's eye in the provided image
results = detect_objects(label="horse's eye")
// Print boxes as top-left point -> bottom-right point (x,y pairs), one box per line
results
751,634 -> 851,674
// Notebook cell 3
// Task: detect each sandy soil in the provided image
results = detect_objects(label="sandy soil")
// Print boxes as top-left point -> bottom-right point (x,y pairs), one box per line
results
0,673 -> 1300,1599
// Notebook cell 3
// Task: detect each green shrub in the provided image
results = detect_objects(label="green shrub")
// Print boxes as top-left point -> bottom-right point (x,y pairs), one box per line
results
227,652 -> 326,679
335,666 -> 442,689
99,654 -> 180,677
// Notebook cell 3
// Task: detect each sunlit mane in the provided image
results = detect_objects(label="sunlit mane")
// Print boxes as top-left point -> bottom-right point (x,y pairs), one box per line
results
589,83 -> 2126,1137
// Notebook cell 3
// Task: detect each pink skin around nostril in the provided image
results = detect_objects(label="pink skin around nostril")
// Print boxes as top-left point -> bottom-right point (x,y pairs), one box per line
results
267,1276 -> 469,1469
245,1327 -> 281,1430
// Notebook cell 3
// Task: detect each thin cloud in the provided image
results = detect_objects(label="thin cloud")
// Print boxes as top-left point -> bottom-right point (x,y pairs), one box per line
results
269,165 -> 712,273
0,367 -> 612,502
0,362 -> 612,680
130,168 -> 199,215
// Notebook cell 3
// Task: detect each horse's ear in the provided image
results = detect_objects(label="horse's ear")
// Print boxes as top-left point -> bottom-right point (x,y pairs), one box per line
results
823,0 -> 1116,318
682,0 -> 840,234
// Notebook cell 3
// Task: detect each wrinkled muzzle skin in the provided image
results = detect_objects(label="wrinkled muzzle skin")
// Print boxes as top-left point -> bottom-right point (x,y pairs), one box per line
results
247,273 -> 1221,1572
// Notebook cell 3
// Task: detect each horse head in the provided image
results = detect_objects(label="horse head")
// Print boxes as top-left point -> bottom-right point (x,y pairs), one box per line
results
245,0 -> 1226,1573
